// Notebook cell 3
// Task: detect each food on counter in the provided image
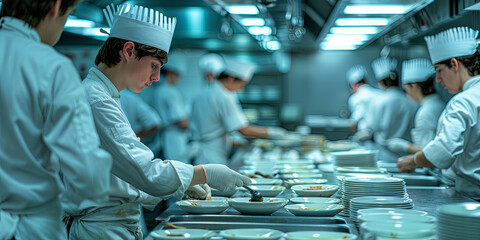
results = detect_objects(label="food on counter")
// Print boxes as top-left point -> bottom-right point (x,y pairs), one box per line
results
303,185 -> 323,190
206,196 -> 212,200
165,223 -> 187,229
244,174 -> 259,178
166,233 -> 185,237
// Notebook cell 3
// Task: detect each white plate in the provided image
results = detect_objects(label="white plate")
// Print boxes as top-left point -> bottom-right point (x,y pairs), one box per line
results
279,169 -> 321,174
275,164 -> 315,169
219,228 -> 283,240
282,173 -> 324,179
250,185 -> 285,197
284,178 -> 328,187
211,188 -> 238,197
291,185 -> 339,197
350,196 -> 412,205
228,198 -> 289,215
285,203 -> 344,216
150,229 -> 217,240
336,167 -> 382,173
358,208 -> 424,217
250,178 -> 282,185
358,213 -> 436,224
176,200 -> 229,214
360,221 -> 435,239
344,177 -> 404,183
437,202 -> 480,218
284,231 -> 357,240
290,197 -> 341,204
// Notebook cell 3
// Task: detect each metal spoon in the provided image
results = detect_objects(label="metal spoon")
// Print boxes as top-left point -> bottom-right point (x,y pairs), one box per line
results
243,185 -> 263,202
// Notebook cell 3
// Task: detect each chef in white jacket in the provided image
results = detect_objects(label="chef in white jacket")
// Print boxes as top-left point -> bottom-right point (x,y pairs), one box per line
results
120,89 -> 162,139
346,65 -> 383,133
190,57 -> 288,165
387,58 -> 445,154
0,1 -> 112,239
153,53 -> 190,163
63,4 -> 251,239
363,57 -> 418,146
398,27 -> 480,199
199,53 -> 226,84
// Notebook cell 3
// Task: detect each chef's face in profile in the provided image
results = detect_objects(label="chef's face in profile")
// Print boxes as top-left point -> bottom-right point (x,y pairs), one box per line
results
48,0 -> 82,46
434,61 -> 461,94
127,54 -> 162,93
229,78 -> 247,92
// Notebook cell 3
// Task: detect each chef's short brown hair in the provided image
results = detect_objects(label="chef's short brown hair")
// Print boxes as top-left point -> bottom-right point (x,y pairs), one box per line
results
379,71 -> 399,88
437,47 -> 480,76
0,0 -> 78,28
95,37 -> 168,67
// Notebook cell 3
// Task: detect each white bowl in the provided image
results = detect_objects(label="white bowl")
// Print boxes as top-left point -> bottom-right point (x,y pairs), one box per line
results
282,173 -> 324,179
250,178 -> 282,185
250,185 -> 285,197
150,229 -> 216,240
228,197 -> 289,215
176,200 -> 229,214
211,188 -> 238,197
285,203 -> 344,217
220,228 -> 284,240
291,185 -> 339,197
284,178 -> 328,187
289,197 -> 341,204
284,231 -> 357,240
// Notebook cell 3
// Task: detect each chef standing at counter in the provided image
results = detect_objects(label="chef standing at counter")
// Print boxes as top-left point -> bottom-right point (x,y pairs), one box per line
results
63,4 -> 251,239
0,0 -> 113,239
387,58 -> 445,154
398,27 -> 480,200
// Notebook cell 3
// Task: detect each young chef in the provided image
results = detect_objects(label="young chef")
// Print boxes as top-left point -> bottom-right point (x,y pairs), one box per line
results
0,0 -> 112,239
398,27 -> 480,200
362,57 -> 418,146
190,57 -> 288,165
346,65 -> 382,135
198,52 -> 226,84
387,58 -> 445,154
63,4 -> 251,239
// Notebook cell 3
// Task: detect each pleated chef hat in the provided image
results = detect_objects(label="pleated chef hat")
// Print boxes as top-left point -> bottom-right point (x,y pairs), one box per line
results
346,65 -> 367,85
401,58 -> 435,85
162,52 -> 186,75
198,53 -> 225,76
372,57 -> 398,81
425,27 -> 479,64
222,57 -> 257,82
102,4 -> 176,53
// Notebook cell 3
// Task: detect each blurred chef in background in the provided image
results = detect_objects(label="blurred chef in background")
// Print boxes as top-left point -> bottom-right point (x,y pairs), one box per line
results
62,4 -> 250,239
361,57 -> 418,146
0,0 -> 113,239
398,27 -> 480,200
346,65 -> 382,135
190,57 -> 288,165
387,58 -> 445,154
198,52 -> 225,85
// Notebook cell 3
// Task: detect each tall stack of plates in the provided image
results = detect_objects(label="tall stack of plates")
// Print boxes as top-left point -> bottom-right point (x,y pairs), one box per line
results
350,196 -> 414,222
331,150 -> 378,168
437,203 -> 480,240
339,177 -> 408,217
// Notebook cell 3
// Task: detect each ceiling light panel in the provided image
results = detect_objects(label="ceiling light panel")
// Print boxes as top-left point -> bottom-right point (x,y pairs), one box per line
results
240,18 -> 265,26
226,5 -> 259,15
344,5 -> 411,15
330,26 -> 381,34
335,18 -> 389,26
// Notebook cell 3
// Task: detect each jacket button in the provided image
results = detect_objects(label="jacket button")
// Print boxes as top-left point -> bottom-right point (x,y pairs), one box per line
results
129,143 -> 135,148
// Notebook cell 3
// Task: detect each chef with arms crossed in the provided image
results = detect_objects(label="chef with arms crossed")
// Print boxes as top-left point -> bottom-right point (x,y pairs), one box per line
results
0,0 -> 112,239
62,4 -> 250,239
397,27 -> 480,200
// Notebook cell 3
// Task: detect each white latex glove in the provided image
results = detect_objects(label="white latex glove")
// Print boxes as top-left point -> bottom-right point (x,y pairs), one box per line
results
352,129 -> 372,142
203,164 -> 251,192
387,138 -> 410,153
185,184 -> 211,200
267,127 -> 288,139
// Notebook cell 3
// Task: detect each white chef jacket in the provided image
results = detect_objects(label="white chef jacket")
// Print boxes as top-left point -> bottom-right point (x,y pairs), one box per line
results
411,94 -> 445,148
0,17 -> 112,240
423,75 -> 480,199
365,87 -> 418,145
120,89 -> 161,133
190,81 -> 249,165
153,83 -> 189,162
64,68 -> 194,239
138,81 -> 163,155
348,84 -> 383,130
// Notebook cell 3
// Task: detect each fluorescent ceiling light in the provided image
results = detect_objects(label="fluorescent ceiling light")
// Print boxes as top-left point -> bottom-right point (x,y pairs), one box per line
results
248,26 -> 272,35
265,40 -> 281,51
320,42 -> 360,50
335,18 -> 389,26
65,18 -> 96,28
330,26 -> 380,34
226,5 -> 259,15
240,18 -> 265,26
325,34 -> 370,42
344,5 -> 410,15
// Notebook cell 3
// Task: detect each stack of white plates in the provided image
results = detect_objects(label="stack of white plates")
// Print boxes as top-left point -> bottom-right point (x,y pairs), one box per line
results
437,202 -> 480,240
339,177 -> 407,217
360,221 -> 435,240
350,196 -> 414,222
330,150 -> 378,167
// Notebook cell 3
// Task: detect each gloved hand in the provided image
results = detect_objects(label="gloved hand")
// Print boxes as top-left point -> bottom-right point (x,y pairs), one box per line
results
185,184 -> 211,200
202,164 -> 251,192
268,127 -> 288,139
352,129 -> 372,142
387,138 -> 410,153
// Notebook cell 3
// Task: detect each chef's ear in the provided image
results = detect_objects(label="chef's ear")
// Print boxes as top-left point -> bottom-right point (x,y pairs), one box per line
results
47,0 -> 61,19
450,58 -> 459,71
389,72 -> 397,81
122,41 -> 136,62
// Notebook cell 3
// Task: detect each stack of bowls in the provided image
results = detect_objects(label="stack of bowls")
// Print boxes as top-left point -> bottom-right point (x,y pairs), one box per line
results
350,196 -> 414,222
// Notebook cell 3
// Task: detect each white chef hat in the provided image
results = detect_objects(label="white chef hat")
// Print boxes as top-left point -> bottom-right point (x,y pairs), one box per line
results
162,52 -> 186,75
425,27 -> 479,64
102,4 -> 176,53
222,57 -> 257,82
346,65 -> 367,85
198,53 -> 225,76
401,58 -> 435,85
371,57 -> 398,81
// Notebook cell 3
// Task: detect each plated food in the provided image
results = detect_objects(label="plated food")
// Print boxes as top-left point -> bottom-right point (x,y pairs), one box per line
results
150,229 -> 216,239
176,200 -> 229,214
250,185 -> 286,197
289,197 -> 341,204
220,228 -> 284,240
291,185 -> 339,197
285,203 -> 344,217
227,197 -> 289,215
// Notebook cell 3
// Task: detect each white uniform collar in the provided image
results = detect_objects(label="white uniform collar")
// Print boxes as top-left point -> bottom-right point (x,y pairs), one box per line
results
0,17 -> 41,42
214,80 -> 234,96
421,94 -> 440,105
88,67 -> 120,100
386,86 -> 401,92
463,75 -> 480,91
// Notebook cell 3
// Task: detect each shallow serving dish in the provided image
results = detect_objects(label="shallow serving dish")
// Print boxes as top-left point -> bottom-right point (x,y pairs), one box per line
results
228,197 -> 289,215
250,185 -> 285,197
291,184 -> 339,197
285,203 -> 344,217
289,197 -> 341,204
284,230 -> 357,240
149,229 -> 216,240
176,200 -> 229,214
219,228 -> 284,240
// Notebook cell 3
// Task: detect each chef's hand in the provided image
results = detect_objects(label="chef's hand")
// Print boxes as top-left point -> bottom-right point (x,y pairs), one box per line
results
387,138 -> 410,153
202,164 -> 251,192
352,130 -> 372,142
185,184 -> 211,200
397,155 -> 417,173
267,127 -> 288,139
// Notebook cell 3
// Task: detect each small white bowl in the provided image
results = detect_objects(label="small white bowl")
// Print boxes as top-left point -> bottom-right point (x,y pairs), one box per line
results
284,178 -> 328,187
176,200 -> 229,214
291,184 -> 339,197
220,228 -> 284,240
284,231 -> 357,240
285,203 -> 344,217
228,197 -> 289,215
289,197 -> 341,204
250,185 -> 285,197
211,188 -> 238,197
